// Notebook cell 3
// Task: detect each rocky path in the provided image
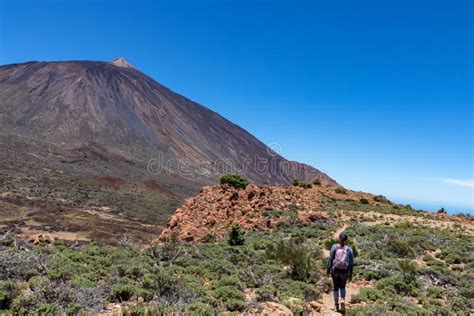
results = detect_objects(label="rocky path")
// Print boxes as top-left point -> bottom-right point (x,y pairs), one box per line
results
320,280 -> 370,315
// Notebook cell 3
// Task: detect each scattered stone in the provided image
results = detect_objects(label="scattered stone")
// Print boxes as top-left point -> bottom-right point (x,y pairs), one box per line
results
259,302 -> 293,316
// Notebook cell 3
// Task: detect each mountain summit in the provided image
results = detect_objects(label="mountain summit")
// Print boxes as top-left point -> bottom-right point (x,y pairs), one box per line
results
110,57 -> 135,68
0,60 -> 336,186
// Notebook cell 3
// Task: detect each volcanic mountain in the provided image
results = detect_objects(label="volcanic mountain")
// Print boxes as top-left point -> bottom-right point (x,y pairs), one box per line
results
0,58 -> 335,242
0,58 -> 335,186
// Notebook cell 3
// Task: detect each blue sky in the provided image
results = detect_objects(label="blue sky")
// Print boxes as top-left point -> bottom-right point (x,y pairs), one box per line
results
0,0 -> 472,213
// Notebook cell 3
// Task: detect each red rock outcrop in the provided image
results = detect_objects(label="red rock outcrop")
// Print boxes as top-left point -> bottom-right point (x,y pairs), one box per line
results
159,183 -> 374,242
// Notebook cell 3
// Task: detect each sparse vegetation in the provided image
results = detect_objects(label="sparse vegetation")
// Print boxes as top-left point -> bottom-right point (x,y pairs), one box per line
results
0,179 -> 472,314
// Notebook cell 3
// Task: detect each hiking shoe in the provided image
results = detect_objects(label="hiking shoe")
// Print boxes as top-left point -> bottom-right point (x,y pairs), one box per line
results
340,301 -> 346,313
334,303 -> 339,311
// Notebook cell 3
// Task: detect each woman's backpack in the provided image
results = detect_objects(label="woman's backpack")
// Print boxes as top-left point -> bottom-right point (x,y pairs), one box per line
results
333,244 -> 349,270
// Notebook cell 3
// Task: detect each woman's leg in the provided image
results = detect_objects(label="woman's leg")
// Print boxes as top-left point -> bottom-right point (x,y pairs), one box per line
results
339,271 -> 349,311
331,271 -> 341,307
339,271 -> 349,301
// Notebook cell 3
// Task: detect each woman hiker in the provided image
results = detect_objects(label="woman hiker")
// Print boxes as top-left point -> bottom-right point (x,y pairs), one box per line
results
327,231 -> 354,313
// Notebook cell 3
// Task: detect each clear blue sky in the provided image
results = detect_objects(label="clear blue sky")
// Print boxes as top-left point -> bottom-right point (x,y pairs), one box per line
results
1,0 -> 472,213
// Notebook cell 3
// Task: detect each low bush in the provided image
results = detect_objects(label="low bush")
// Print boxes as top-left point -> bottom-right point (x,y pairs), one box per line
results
257,284 -> 277,301
428,287 -> 444,299
185,301 -> 217,315
298,182 -> 312,189
213,285 -> 246,311
387,237 -> 414,258
227,225 -> 245,246
350,288 -> 384,304
277,280 -> 320,302
121,304 -> 169,315
376,274 -> 420,297
397,259 -> 417,275
111,283 -> 136,302
374,195 -> 390,203
312,179 -> 321,185
0,281 -> 19,310
360,198 -> 369,204
202,233 -> 216,243
335,187 -> 347,194
268,239 -> 319,281
444,253 -> 461,265
220,174 -> 249,189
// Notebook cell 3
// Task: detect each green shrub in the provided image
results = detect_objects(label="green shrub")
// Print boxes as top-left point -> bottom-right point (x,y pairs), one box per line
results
324,239 -> 339,250
220,174 -> 249,189
268,239 -> 319,281
70,275 -> 96,288
34,302 -> 58,315
437,207 -> 446,214
428,287 -> 444,299
350,288 -> 383,304
202,233 -> 217,243
21,268 -> 40,281
111,283 -> 136,302
335,187 -> 347,194
292,179 -> 300,186
298,182 -> 312,189
135,288 -> 153,302
228,225 -> 245,246
0,281 -> 19,310
376,274 -> 420,297
121,304 -> 168,315
10,296 -> 36,315
351,243 -> 359,258
397,259 -> 417,275
374,195 -> 390,203
185,301 -> 217,315
360,198 -> 369,204
445,253 -> 461,265
214,275 -> 243,291
387,237 -> 414,257
312,179 -> 321,185
277,280 -> 320,302
213,286 -> 246,311
257,284 -> 277,301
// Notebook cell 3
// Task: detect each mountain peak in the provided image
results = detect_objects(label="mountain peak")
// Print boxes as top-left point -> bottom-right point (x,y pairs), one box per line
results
110,57 -> 134,68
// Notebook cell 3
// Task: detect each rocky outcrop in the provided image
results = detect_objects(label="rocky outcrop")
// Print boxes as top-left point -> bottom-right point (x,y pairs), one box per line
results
159,183 -> 374,242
